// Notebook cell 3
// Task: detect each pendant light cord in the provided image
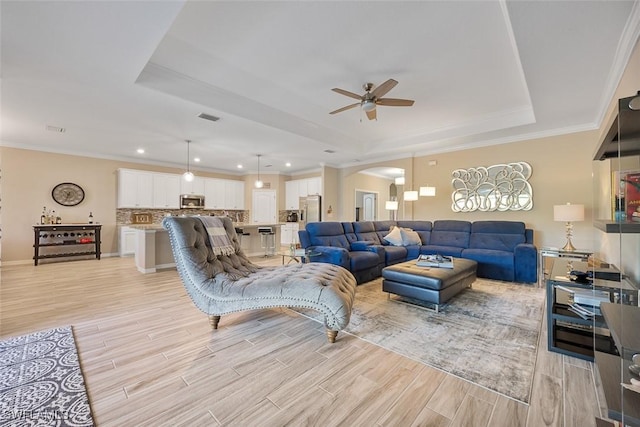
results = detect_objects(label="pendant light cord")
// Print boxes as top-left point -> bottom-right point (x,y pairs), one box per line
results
186,140 -> 191,173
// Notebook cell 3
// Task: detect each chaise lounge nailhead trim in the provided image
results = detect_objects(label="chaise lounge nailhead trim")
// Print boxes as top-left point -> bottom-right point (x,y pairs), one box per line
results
163,217 -> 357,342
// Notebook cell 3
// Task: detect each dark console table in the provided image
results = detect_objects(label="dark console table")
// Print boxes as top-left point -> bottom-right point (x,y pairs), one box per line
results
33,224 -> 101,266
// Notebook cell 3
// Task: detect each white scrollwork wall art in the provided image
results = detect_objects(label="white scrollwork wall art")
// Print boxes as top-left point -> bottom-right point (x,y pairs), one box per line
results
451,162 -> 533,212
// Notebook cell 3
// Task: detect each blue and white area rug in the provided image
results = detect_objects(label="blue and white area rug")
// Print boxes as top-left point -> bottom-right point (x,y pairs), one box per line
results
0,326 -> 94,426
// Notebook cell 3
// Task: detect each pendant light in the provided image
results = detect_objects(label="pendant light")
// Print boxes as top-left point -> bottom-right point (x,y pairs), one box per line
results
182,140 -> 194,182
254,154 -> 264,188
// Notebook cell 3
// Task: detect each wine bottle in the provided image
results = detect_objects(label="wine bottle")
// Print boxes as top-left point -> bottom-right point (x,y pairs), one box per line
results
88,212 -> 94,224
40,207 -> 46,225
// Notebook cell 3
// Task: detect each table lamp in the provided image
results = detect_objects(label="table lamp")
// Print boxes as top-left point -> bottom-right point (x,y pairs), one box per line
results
553,203 -> 584,251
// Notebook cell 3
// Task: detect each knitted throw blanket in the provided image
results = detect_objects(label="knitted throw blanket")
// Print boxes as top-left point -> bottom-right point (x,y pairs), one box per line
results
198,216 -> 235,256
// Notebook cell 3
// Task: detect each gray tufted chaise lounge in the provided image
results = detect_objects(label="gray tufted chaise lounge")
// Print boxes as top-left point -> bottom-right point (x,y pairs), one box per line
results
163,216 -> 357,343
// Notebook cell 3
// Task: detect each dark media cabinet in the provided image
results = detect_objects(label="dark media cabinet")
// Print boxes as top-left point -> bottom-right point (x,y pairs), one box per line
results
33,224 -> 102,266
546,258 -> 640,426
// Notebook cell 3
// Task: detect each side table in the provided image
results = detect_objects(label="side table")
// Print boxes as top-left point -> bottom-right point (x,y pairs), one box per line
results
280,249 -> 321,265
539,247 -> 592,287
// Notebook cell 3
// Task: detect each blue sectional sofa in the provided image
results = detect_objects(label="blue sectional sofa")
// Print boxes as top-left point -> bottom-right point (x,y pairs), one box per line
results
298,220 -> 537,285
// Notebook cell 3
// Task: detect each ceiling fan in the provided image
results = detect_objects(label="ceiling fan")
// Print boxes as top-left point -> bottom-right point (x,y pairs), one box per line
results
329,78 -> 415,120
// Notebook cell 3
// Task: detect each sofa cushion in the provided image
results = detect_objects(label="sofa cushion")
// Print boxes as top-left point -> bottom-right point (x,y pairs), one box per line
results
353,221 -> 382,244
430,220 -> 471,248
469,221 -> 526,251
349,250 -> 382,272
382,245 -> 408,265
462,248 -> 515,281
383,226 -> 404,246
306,222 -> 351,249
420,245 -> 465,258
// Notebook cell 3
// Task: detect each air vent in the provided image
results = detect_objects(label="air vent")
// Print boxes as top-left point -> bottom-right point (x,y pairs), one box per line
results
262,182 -> 271,189
46,125 -> 66,133
324,149 -> 336,154
197,113 -> 220,122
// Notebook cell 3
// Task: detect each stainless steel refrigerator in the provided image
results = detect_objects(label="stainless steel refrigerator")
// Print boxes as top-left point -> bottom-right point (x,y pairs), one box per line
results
300,195 -> 321,224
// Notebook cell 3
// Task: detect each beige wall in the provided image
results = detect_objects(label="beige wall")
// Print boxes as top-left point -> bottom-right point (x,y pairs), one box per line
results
0,148 -> 242,264
322,166 -> 340,221
341,130 -> 597,250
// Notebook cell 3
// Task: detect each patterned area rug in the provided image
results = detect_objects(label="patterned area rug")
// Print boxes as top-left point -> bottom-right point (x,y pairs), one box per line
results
0,326 -> 94,426
297,277 -> 544,403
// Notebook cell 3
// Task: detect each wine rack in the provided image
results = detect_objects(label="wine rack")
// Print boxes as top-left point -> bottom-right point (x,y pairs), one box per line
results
33,224 -> 102,265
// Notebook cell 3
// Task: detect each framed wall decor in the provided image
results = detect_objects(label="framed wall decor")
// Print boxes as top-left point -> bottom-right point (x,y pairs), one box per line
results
451,162 -> 533,212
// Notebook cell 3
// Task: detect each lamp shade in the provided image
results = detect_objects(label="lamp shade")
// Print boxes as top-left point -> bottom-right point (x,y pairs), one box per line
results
419,186 -> 436,197
385,200 -> 399,210
553,203 -> 584,222
395,176 -> 405,186
404,190 -> 418,201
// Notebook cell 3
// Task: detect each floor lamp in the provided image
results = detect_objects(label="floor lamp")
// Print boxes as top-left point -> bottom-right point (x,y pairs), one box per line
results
385,200 -> 398,221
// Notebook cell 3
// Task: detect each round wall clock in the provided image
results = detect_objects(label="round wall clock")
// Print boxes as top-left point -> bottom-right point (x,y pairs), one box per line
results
52,182 -> 85,206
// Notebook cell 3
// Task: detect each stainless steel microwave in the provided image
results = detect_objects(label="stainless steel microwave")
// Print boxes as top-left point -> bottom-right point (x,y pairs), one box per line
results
180,194 -> 205,208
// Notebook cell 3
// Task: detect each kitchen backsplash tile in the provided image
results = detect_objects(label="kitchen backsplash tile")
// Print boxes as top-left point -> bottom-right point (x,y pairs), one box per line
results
117,209 -> 247,225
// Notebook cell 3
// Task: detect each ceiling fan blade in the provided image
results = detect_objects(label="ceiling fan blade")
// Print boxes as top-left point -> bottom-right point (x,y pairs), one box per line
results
332,88 -> 363,100
371,79 -> 398,98
329,103 -> 360,115
376,98 -> 415,107
366,108 -> 377,120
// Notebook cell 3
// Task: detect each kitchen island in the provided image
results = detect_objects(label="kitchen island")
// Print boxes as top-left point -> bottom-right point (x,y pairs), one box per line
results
129,221 -> 285,273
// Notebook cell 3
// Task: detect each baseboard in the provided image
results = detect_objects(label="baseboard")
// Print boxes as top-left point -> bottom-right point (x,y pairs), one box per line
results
3,252 -> 119,267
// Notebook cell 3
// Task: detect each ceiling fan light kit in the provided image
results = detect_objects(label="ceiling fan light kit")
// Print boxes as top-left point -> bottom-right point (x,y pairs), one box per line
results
330,79 -> 414,120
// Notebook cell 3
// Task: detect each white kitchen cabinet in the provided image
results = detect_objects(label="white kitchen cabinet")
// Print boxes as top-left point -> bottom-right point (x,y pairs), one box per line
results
285,180 -> 300,210
152,173 -> 180,208
119,226 -> 137,256
225,180 -> 245,209
204,178 -> 225,209
306,176 -> 322,196
285,177 -> 322,210
117,169 -> 153,208
180,176 -> 205,195
281,223 -> 300,246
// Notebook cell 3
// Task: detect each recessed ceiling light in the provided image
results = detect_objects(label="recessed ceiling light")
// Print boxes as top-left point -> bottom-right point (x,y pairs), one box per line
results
237,164 -> 243,169
194,157 -> 200,162
285,162 -> 291,167
46,125 -> 65,133
136,148 -> 145,154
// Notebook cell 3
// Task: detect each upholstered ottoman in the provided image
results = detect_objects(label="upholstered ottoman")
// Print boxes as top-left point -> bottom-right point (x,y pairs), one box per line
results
382,258 -> 477,312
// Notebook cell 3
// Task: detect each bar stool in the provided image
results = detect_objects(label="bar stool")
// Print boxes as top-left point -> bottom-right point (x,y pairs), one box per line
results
258,226 -> 275,257
234,227 -> 244,247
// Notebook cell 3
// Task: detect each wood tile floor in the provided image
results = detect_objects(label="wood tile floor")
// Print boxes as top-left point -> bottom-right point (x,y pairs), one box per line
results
0,256 -> 611,426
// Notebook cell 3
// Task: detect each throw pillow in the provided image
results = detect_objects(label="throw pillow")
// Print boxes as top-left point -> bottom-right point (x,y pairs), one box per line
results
400,228 -> 422,246
383,226 -> 404,246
